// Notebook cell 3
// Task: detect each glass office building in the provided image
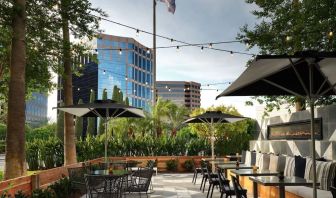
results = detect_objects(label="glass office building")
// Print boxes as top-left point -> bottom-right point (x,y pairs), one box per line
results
95,34 -> 154,111
26,92 -> 48,127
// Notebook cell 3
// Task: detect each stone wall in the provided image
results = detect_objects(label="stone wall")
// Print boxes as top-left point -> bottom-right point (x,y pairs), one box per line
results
250,104 -> 336,160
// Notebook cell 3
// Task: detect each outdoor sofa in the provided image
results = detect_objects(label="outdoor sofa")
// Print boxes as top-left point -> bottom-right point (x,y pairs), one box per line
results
242,150 -> 336,198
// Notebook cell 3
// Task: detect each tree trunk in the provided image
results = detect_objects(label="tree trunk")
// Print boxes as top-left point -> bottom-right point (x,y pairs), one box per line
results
5,0 -> 27,179
61,0 -> 77,165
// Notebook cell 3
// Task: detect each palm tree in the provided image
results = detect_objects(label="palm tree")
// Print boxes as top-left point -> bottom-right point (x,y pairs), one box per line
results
151,98 -> 170,137
166,103 -> 189,137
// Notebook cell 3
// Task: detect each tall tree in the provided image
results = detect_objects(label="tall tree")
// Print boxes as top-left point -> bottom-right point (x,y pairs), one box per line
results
98,89 -> 107,135
112,85 -> 119,102
152,97 -> 171,137
239,0 -> 336,114
86,90 -> 96,135
75,99 -> 83,139
5,0 -> 27,179
60,0 -> 77,165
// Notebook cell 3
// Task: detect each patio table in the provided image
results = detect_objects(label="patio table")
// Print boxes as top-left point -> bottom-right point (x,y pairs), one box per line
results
249,176 -> 318,198
217,164 -> 256,178
231,169 -> 278,198
224,155 -> 242,161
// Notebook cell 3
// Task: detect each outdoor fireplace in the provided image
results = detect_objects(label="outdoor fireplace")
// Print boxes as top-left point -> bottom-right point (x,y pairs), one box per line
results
267,118 -> 322,140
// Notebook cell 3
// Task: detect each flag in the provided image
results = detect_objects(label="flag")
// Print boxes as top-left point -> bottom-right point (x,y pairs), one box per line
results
159,0 -> 176,14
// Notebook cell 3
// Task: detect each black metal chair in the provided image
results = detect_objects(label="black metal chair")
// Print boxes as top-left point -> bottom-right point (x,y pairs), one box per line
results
231,175 -> 247,198
68,166 -> 89,195
85,174 -> 125,198
217,168 -> 235,198
206,168 -> 220,198
125,168 -> 154,198
192,159 -> 203,184
330,186 -> 336,198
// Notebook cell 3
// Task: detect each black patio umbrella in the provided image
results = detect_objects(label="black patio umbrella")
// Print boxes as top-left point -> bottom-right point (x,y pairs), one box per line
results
54,99 -> 145,164
216,51 -> 336,198
183,111 -> 246,170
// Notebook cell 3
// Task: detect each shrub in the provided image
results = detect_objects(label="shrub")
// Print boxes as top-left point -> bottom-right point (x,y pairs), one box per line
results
26,124 -> 56,142
31,188 -> 54,198
26,141 -> 40,171
0,140 -> 5,154
0,124 -> 6,140
166,159 -> 178,171
48,177 -> 72,198
183,159 -> 194,172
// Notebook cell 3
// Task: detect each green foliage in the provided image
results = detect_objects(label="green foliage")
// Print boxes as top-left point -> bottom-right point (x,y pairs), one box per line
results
215,132 -> 252,156
56,102 -> 64,141
31,188 -> 54,198
125,97 -> 129,105
183,159 -> 194,172
48,177 -> 72,198
0,123 -> 6,140
26,141 -> 40,171
26,124 -> 56,142
75,99 -> 84,139
87,90 -> 96,136
166,159 -> 178,171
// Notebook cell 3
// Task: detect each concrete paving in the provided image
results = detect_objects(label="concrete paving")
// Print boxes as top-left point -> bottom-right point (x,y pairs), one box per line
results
83,173 -> 252,198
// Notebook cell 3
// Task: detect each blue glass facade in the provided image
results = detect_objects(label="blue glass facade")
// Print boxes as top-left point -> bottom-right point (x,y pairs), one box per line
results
96,34 -> 154,111
26,92 -> 48,127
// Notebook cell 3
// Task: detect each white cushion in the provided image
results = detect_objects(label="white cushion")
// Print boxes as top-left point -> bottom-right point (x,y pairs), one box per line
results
245,151 -> 252,166
296,186 -> 333,198
269,154 -> 279,172
259,153 -> 270,170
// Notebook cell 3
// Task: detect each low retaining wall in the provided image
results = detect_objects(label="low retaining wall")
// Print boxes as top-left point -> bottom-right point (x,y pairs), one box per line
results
0,156 -> 205,196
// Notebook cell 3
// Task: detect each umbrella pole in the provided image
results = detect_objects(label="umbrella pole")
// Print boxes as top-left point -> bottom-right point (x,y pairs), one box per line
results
211,118 -> 215,172
309,98 -> 317,198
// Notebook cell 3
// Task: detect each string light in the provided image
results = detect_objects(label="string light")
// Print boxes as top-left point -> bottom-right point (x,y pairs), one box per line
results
77,88 -> 80,91
176,46 -> 180,52
165,85 -> 168,89
119,48 -> 122,55
209,43 -> 213,48
103,70 -> 106,75
168,88 -> 171,92
125,76 -> 128,81
286,35 -> 292,41
146,48 -> 150,54
170,38 -> 174,43
136,29 -> 140,37
230,51 -> 234,56
329,29 -> 333,37
201,46 -> 204,52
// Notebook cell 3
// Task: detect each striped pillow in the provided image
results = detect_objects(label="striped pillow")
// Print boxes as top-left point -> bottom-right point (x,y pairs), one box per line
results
304,157 -> 313,180
315,161 -> 335,190
284,156 -> 295,177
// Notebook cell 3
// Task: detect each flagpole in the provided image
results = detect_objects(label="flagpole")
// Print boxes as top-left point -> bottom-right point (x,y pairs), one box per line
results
153,0 -> 157,105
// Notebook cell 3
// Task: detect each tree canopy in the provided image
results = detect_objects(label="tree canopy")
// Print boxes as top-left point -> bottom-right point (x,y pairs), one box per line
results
239,0 -> 336,113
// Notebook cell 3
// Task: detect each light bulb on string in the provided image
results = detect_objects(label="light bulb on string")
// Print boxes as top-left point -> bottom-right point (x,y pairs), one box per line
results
165,85 -> 168,89
286,35 -> 292,41
201,46 -> 204,52
77,88 -> 80,91
209,43 -> 213,48
146,48 -> 150,54
125,76 -> 128,81
103,70 -> 106,75
170,38 -> 174,43
136,29 -> 140,37
176,46 -> 180,52
119,48 -> 122,55
230,51 -> 234,56
328,29 -> 333,37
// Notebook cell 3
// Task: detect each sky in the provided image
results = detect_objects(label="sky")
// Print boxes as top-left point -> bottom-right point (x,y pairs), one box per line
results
48,0 -> 264,121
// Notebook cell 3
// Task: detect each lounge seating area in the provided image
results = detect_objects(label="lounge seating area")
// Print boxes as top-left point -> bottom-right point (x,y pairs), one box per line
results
238,151 -> 336,198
